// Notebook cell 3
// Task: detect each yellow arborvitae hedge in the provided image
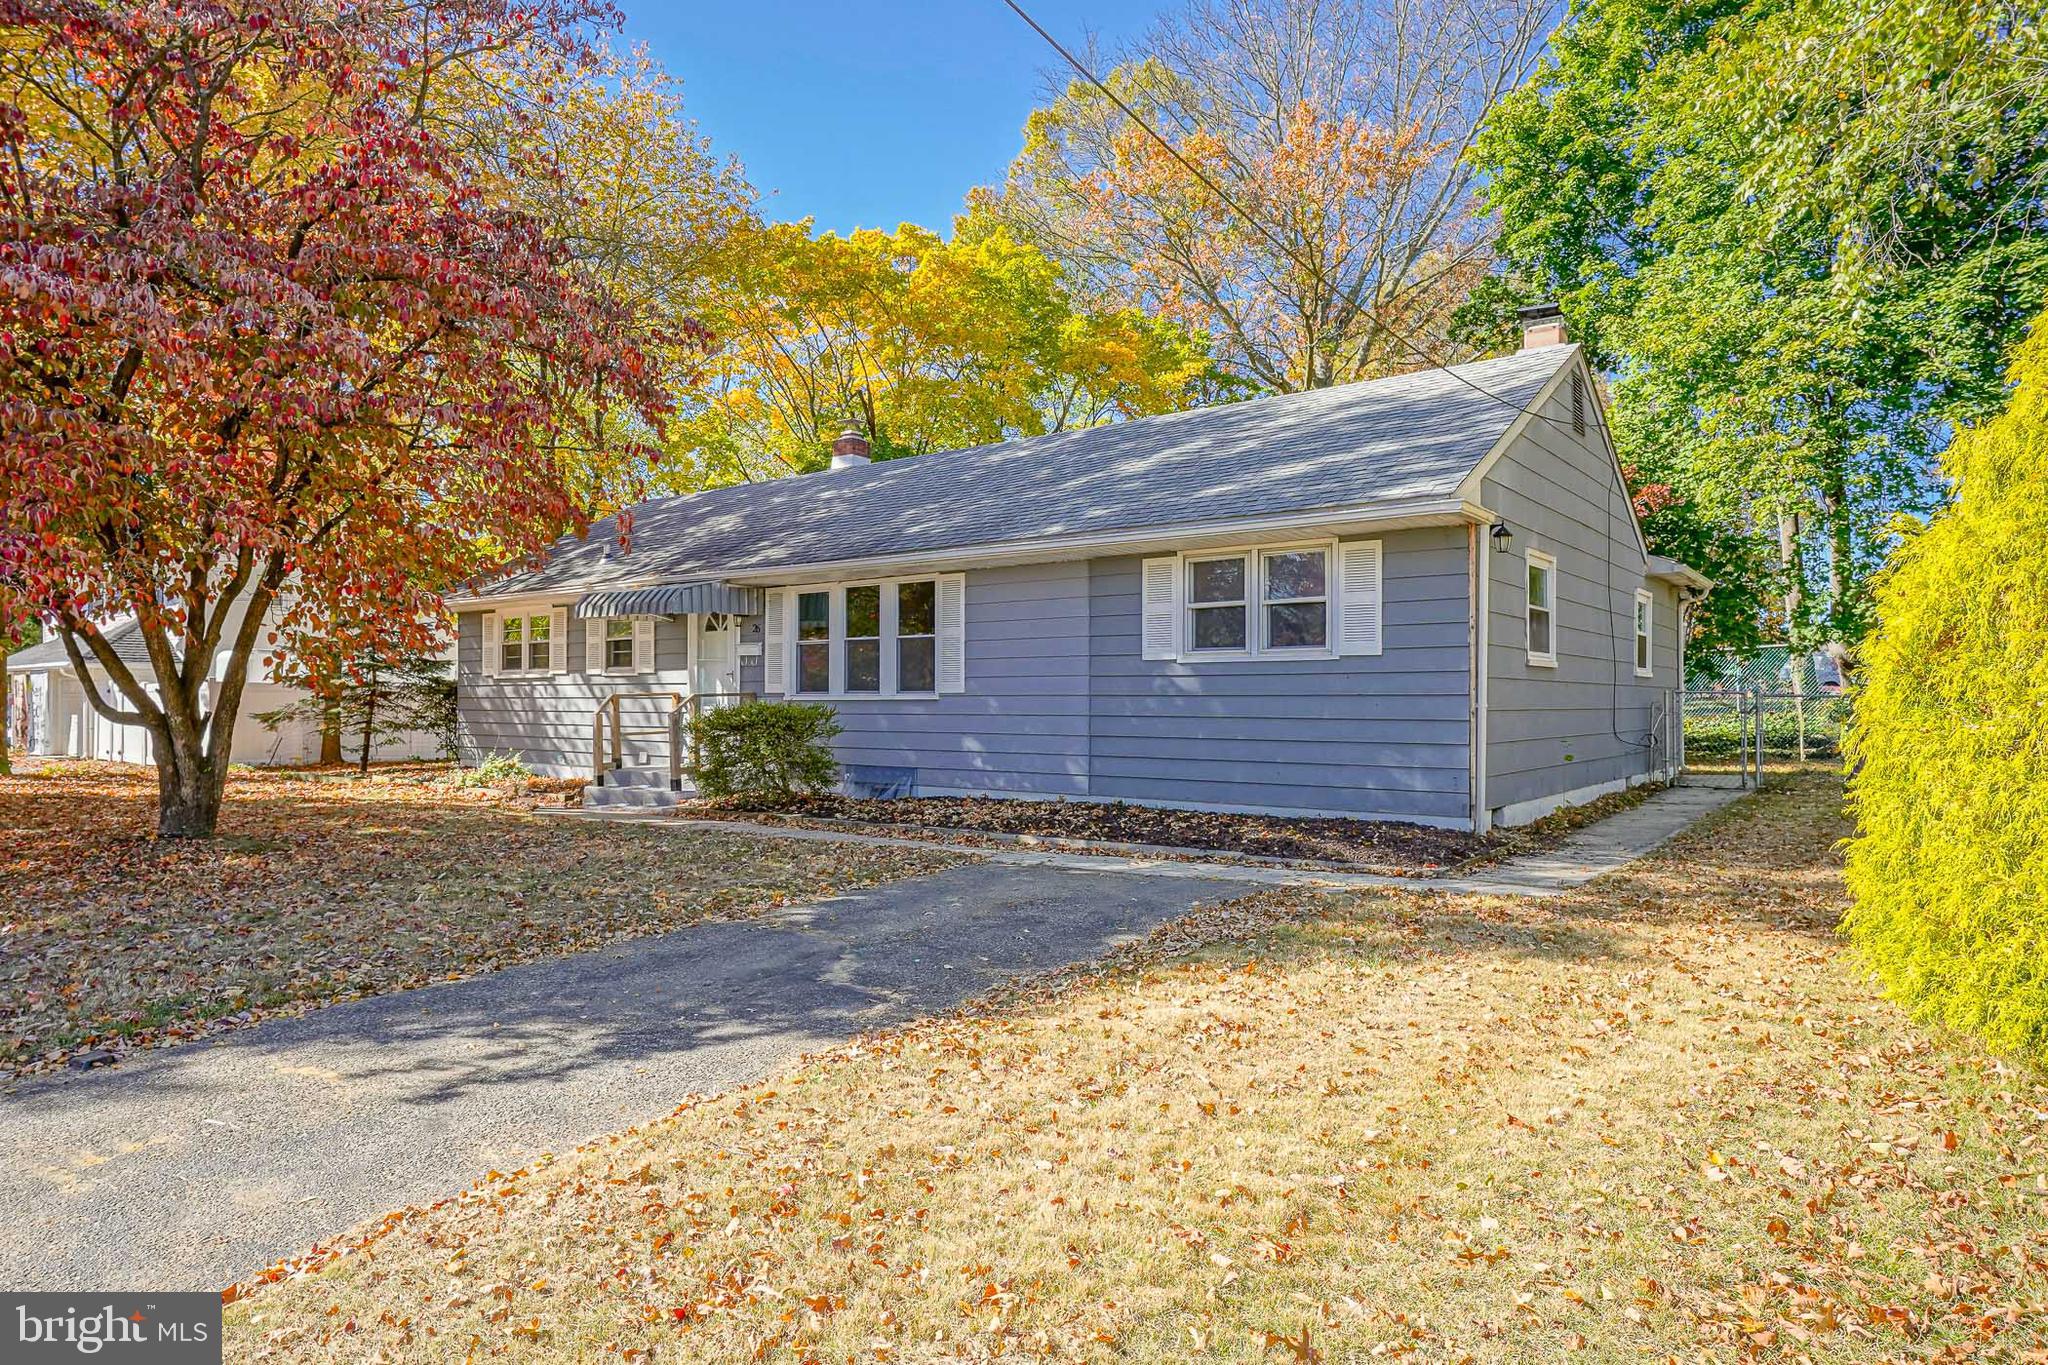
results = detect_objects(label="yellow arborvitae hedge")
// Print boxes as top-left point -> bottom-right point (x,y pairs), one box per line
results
1844,312 -> 2048,1063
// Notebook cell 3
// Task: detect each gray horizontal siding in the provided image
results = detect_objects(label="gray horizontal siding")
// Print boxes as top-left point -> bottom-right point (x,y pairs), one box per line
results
455,609 -> 693,777
1088,528 -> 1473,823
822,561 -> 1091,798
1481,374 -> 1675,814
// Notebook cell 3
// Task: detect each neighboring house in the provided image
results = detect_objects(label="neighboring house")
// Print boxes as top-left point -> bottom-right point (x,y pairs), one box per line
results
451,309 -> 1710,830
5,614 -> 447,767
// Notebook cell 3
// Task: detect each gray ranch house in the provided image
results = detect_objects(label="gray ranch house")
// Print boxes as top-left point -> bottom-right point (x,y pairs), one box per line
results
450,312 -> 1708,832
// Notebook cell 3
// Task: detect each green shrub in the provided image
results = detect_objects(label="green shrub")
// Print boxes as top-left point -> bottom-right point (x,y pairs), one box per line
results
1843,311 -> 2048,1063
688,700 -> 840,802
452,752 -> 532,789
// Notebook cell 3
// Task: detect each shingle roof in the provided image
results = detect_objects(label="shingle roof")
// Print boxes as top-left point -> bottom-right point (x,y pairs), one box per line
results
481,344 -> 1577,598
7,618 -> 159,672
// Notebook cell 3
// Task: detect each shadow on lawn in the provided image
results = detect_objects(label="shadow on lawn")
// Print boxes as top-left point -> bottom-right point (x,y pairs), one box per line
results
2,862 -> 1236,1115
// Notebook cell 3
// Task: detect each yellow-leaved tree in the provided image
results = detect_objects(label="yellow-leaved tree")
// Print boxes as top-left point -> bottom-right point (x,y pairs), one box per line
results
1843,310 -> 2048,1062
668,210 -> 1222,487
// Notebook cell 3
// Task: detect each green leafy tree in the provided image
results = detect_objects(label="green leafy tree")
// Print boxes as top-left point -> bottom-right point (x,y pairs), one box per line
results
1844,309 -> 2048,1062
259,647 -> 456,774
1472,0 -> 2048,674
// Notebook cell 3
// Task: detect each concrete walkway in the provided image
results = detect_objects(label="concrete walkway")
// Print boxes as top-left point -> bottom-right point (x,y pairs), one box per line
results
0,781 -> 1743,1293
556,780 -> 1748,897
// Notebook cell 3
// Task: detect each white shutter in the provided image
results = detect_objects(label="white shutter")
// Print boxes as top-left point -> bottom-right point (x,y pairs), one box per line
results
1336,540 -> 1383,656
1140,556 -> 1182,660
482,613 -> 500,678
585,616 -> 606,674
935,573 -> 967,694
548,606 -> 569,674
633,616 -> 655,674
762,590 -> 788,696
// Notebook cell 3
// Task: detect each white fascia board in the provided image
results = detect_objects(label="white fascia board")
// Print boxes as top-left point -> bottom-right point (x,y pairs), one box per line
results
448,496 -> 1490,604
719,496 -> 1488,587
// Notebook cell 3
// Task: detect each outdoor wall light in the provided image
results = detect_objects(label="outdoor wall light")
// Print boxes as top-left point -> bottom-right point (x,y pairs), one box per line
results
1490,522 -> 1514,554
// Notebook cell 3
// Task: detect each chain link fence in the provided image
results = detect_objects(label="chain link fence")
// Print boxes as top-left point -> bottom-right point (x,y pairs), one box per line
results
1681,689 -> 1851,783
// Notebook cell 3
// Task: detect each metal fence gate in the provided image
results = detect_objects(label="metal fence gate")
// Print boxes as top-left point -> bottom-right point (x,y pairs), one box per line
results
1680,689 -> 1850,786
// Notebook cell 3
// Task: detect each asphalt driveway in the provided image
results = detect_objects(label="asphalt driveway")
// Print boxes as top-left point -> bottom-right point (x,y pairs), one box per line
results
0,861 -> 1241,1292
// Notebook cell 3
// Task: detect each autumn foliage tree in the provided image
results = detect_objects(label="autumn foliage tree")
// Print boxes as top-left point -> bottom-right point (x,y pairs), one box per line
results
672,210 -> 1219,485
995,0 -> 1551,392
0,0 -> 670,837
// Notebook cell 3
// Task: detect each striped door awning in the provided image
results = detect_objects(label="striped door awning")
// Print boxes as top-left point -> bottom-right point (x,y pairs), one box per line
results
572,581 -> 766,618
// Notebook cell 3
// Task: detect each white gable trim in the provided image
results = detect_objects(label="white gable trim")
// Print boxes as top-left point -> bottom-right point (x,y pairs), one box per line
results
1454,348 -> 1650,561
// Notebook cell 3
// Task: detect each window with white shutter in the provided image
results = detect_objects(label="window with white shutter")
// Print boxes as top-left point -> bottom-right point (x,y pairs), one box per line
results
632,616 -> 656,674
1335,541 -> 1383,657
762,591 -> 788,695
585,617 -> 606,674
1140,556 -> 1181,660
935,573 -> 966,694
482,613 -> 501,678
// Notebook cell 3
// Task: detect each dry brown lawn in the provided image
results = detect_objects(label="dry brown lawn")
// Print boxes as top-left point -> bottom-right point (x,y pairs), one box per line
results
225,774 -> 2048,1363
0,761 -> 957,1077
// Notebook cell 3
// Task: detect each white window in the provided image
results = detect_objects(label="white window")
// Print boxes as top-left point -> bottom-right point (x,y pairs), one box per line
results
1526,550 -> 1558,667
896,580 -> 937,692
1142,539 -> 1372,662
1634,589 -> 1654,677
605,617 -> 635,672
843,584 -> 882,693
1261,547 -> 1329,651
497,611 -> 553,675
783,576 -> 962,698
1186,553 -> 1250,653
795,590 -> 831,694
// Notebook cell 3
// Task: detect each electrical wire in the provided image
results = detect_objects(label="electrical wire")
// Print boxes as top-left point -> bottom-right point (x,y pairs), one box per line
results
998,0 -> 1663,756
994,0 -> 1586,435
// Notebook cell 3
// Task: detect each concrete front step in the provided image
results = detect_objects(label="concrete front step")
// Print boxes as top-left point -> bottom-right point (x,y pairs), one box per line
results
584,767 -> 690,810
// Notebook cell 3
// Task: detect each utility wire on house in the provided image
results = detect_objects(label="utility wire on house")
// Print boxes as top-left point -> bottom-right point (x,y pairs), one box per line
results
993,0 -> 1588,436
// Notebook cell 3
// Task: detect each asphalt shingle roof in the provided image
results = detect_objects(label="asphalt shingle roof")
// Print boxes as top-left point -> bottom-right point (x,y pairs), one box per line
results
8,618 -> 159,672
501,344 -> 1571,597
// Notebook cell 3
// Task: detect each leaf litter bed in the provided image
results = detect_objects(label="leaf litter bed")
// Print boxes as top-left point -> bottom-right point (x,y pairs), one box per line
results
689,793 -> 1490,871
0,761 -> 957,1080
226,774 -> 2048,1364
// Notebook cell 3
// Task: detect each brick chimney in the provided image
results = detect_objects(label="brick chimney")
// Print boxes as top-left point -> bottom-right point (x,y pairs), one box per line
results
828,427 -> 871,471
1517,302 -> 1568,349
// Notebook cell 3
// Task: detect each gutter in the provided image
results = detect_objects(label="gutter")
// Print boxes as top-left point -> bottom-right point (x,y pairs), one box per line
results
448,495 -> 1493,608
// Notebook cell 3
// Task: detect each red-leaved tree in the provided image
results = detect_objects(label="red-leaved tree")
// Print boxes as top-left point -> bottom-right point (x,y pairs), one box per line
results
0,0 -> 674,836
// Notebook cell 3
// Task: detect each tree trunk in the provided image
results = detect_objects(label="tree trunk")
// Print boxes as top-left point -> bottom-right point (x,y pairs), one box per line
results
0,655 -> 11,777
319,707 -> 343,765
153,729 -> 226,838
356,676 -> 378,775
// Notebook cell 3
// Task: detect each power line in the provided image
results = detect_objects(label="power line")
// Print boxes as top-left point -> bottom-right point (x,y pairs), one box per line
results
994,0 -> 1585,435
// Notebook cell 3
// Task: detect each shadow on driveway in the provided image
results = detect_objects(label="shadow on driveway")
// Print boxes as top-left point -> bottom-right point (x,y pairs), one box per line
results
0,861 -> 1242,1292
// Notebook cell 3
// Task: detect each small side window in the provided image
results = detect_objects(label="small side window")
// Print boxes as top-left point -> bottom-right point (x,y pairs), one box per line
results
795,590 -> 831,694
1634,590 -> 1653,677
1526,551 -> 1558,667
605,617 -> 634,672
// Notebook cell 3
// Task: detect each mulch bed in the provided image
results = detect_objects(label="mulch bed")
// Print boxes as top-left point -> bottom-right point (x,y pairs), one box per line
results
701,794 -> 1490,870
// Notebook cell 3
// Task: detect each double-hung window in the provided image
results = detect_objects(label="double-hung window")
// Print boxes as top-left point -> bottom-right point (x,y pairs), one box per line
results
844,585 -> 882,693
604,617 -> 635,672
896,580 -> 937,692
1633,589 -> 1653,677
786,578 -> 947,697
1186,555 -> 1250,653
1261,548 -> 1329,650
796,590 -> 831,694
1182,544 -> 1332,657
499,612 -> 551,674
1526,550 -> 1558,667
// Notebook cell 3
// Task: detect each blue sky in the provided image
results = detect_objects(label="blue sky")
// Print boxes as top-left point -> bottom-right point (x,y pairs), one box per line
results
620,1 -> 1163,235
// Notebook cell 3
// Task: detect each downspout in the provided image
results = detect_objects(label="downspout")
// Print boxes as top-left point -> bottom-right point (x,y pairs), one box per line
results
1470,522 -> 1492,834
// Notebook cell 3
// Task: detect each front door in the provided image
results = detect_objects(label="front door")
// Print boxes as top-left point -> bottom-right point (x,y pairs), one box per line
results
694,614 -> 741,708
